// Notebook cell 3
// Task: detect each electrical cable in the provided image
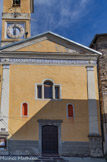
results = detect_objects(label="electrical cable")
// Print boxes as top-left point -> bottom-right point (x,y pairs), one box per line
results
2,115 -> 101,124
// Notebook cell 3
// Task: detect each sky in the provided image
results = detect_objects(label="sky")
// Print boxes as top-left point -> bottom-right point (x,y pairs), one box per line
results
0,0 -> 107,46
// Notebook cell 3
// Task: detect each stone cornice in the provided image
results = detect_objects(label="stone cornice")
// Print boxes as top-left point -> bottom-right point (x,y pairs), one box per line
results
0,58 -> 97,66
2,13 -> 30,20
0,51 -> 98,59
38,119 -> 63,124
0,52 -> 98,65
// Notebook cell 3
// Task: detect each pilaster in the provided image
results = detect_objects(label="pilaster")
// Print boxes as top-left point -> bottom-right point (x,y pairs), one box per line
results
0,65 -> 10,134
86,66 -> 103,157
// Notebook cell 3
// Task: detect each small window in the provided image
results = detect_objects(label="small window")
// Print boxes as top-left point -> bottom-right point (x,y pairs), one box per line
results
37,85 -> 42,99
13,0 -> 20,6
22,103 -> 28,116
68,104 -> 73,118
44,81 -> 53,99
0,138 -> 6,148
55,86 -> 60,99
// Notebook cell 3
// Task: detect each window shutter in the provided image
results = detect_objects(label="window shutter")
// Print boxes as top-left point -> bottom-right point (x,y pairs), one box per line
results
44,81 -> 53,99
68,105 -> 73,117
22,103 -> 28,116
55,86 -> 60,99
37,85 -> 42,98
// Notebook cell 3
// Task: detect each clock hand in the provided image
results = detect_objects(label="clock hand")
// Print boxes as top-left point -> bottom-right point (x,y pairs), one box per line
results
13,24 -> 17,36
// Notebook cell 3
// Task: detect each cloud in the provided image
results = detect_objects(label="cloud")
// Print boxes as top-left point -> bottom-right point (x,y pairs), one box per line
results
32,0 -> 90,35
59,0 -> 89,23
36,0 -> 55,6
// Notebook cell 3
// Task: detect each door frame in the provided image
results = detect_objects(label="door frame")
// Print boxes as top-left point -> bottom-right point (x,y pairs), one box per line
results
38,119 -> 63,157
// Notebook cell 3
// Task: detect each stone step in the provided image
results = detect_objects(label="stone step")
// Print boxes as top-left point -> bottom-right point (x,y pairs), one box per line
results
38,157 -> 68,162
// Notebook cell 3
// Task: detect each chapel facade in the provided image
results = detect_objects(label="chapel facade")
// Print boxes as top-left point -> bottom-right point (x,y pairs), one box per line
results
0,0 -> 103,158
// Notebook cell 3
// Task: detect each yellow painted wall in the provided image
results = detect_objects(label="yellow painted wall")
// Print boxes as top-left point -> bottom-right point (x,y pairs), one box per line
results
8,65 -> 101,142
17,40 -> 69,52
3,0 -> 31,13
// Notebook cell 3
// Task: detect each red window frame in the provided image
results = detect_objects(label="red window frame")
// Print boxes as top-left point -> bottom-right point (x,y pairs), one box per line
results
68,104 -> 73,118
22,103 -> 28,116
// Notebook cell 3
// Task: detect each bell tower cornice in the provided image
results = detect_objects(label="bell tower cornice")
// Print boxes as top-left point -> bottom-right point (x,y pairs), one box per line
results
2,13 -> 31,20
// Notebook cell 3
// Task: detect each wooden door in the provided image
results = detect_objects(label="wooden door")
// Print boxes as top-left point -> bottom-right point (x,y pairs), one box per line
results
42,125 -> 58,155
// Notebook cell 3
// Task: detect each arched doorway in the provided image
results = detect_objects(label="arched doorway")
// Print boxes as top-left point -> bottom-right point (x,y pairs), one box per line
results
42,125 -> 58,155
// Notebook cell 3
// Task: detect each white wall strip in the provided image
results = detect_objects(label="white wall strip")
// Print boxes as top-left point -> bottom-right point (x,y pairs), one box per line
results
0,58 -> 96,65
87,66 -> 99,135
0,65 -> 10,132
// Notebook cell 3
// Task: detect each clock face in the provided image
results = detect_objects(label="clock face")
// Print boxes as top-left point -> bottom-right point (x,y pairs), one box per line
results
6,23 -> 25,39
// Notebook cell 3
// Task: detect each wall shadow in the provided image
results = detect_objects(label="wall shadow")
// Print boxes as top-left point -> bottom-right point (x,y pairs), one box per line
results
9,99 -> 100,141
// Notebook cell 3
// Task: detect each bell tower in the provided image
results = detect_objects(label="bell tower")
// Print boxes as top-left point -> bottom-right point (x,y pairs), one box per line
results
1,0 -> 34,46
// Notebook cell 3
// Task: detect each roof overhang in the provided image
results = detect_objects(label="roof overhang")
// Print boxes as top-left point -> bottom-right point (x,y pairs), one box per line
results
0,31 -> 102,55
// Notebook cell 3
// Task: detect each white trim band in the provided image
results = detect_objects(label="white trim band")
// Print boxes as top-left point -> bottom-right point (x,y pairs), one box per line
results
0,58 -> 97,65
